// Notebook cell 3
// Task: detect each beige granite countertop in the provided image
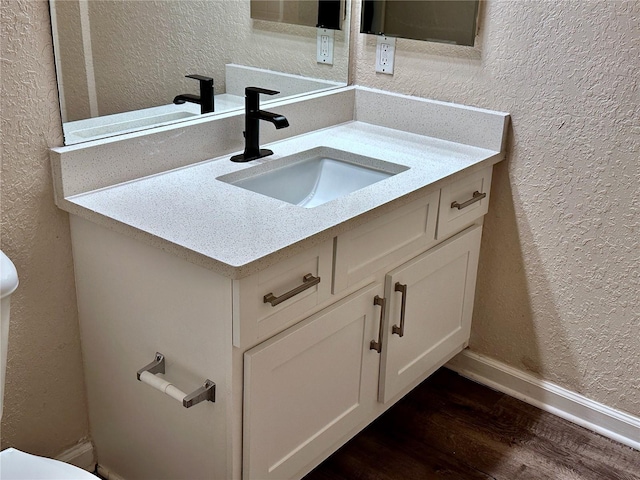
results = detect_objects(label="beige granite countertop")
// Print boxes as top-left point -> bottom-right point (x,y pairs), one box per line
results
64,120 -> 503,278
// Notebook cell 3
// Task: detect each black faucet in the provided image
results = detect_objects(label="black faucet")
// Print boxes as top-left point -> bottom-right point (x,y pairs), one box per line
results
231,87 -> 289,162
173,74 -> 214,114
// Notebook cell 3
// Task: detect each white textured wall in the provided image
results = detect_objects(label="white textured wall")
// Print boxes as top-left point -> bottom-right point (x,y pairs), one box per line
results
353,0 -> 639,416
0,0 -> 90,456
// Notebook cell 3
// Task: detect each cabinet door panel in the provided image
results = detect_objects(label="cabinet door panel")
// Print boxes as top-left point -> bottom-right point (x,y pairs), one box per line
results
380,225 -> 482,403
243,284 -> 382,480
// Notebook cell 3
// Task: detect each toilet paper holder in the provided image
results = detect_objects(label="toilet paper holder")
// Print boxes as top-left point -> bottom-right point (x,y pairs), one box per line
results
137,352 -> 216,408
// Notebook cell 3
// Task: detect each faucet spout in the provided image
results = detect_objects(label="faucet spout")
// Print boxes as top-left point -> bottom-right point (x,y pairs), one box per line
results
173,74 -> 214,114
231,87 -> 290,163
173,93 -> 200,104
253,110 -> 289,129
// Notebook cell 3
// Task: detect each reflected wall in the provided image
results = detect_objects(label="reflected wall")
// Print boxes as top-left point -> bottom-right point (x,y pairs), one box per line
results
52,0 -> 349,124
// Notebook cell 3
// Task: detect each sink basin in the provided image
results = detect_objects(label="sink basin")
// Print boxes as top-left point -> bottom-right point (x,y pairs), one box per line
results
218,147 -> 408,208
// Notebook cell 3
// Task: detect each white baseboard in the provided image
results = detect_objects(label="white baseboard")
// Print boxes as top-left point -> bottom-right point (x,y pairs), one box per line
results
446,350 -> 640,451
56,440 -> 95,472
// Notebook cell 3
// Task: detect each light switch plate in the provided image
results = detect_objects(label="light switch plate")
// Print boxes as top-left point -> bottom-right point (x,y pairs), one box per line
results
375,35 -> 396,74
317,28 -> 334,65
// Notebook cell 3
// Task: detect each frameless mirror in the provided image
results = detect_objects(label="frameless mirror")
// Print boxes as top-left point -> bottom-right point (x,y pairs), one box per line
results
49,0 -> 350,145
361,0 -> 479,46
251,0 -> 342,29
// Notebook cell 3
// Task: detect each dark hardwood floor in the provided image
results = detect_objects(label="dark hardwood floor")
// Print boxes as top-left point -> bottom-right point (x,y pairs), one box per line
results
305,368 -> 640,480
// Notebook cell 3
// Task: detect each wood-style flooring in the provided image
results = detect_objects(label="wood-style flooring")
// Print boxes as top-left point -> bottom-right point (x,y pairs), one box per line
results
305,368 -> 640,480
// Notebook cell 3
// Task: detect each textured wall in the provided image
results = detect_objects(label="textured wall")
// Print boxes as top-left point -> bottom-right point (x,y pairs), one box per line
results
60,0 -> 349,118
353,0 -> 639,416
0,0 -> 90,456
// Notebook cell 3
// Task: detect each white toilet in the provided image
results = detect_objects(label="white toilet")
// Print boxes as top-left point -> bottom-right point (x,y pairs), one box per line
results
0,250 -> 95,479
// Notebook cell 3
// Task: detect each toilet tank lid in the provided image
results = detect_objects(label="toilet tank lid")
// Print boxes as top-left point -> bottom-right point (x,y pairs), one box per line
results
0,250 -> 19,299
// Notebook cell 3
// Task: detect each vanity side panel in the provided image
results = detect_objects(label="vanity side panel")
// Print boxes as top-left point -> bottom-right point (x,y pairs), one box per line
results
69,216 -> 234,480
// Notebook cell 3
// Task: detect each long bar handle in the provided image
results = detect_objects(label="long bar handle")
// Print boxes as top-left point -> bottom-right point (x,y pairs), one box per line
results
264,273 -> 320,307
137,352 -> 215,408
392,282 -> 407,337
451,191 -> 486,210
370,295 -> 386,353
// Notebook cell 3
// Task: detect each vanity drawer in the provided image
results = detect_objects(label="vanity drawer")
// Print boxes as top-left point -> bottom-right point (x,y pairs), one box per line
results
233,239 -> 333,347
334,190 -> 440,294
437,166 -> 492,239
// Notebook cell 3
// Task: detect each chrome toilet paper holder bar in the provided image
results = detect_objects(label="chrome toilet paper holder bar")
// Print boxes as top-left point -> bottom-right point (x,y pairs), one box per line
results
137,352 -> 215,408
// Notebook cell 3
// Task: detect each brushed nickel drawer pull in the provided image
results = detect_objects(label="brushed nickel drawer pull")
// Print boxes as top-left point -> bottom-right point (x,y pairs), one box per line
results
392,282 -> 407,337
451,191 -> 486,210
370,295 -> 386,353
263,273 -> 321,307
137,352 -> 216,408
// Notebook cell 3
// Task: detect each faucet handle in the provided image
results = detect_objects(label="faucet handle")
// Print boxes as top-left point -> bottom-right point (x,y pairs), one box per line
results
183,75 -> 214,114
186,74 -> 213,84
245,86 -> 280,96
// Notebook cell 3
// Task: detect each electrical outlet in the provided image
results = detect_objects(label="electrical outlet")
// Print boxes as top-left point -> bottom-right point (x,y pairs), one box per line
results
375,36 -> 396,74
321,35 -> 329,56
317,28 -> 334,65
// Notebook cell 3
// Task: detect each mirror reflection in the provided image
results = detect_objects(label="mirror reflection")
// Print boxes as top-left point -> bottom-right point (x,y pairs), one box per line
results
49,0 -> 349,145
251,0 -> 342,29
361,0 -> 479,46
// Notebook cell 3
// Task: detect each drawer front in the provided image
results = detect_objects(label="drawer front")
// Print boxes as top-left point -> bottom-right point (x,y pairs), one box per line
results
438,166 -> 492,239
334,190 -> 440,294
233,239 -> 333,347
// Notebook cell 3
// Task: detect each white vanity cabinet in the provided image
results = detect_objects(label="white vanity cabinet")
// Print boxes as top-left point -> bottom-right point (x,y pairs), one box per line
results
67,164 -> 493,480
243,225 -> 482,480
241,168 -> 489,480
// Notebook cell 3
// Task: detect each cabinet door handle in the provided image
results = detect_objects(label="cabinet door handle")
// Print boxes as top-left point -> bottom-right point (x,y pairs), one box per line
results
370,295 -> 385,353
392,282 -> 407,337
451,191 -> 486,210
263,273 -> 321,307
137,352 -> 215,408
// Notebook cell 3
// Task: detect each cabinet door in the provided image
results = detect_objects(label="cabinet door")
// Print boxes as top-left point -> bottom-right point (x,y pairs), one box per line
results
379,225 -> 482,403
243,284 -> 383,480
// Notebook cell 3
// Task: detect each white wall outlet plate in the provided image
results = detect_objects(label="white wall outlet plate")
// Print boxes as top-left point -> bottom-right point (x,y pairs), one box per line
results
375,36 -> 396,74
317,28 -> 334,65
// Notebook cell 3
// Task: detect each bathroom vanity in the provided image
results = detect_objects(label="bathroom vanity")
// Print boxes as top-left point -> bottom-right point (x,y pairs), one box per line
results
51,87 -> 508,479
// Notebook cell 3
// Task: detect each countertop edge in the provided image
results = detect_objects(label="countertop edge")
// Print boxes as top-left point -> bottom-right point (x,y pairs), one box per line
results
62,153 -> 504,280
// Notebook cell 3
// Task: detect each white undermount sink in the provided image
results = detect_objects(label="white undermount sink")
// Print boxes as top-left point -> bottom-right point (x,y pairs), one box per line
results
218,147 -> 409,208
